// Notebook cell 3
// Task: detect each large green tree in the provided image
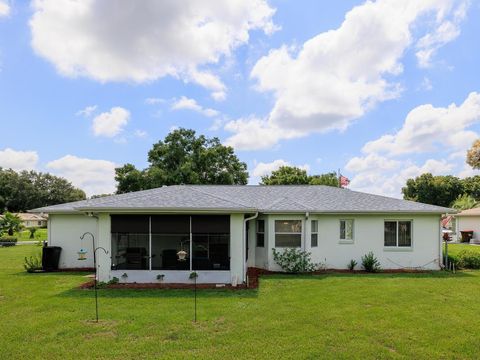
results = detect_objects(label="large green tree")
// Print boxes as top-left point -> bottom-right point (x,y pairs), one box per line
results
401,173 -> 465,207
115,128 -> 249,193
0,168 -> 86,212
261,166 -> 310,185
260,166 -> 340,186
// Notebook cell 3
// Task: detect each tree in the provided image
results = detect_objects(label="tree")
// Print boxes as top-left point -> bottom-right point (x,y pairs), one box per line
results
261,166 -> 310,185
260,166 -> 341,186
462,176 -> 480,199
115,128 -> 249,193
451,194 -> 478,210
0,168 -> 86,212
0,212 -> 23,236
309,172 -> 339,186
466,139 -> 480,169
401,173 -> 464,207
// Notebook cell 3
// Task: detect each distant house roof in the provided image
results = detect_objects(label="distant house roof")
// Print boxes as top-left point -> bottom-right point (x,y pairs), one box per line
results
0,213 -> 47,221
14,213 -> 47,221
29,185 -> 453,214
455,208 -> 480,217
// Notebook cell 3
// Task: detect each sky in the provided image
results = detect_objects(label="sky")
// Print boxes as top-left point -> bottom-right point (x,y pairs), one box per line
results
0,0 -> 479,197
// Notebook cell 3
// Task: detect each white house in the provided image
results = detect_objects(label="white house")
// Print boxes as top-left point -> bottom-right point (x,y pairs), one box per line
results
454,208 -> 480,243
30,185 -> 452,285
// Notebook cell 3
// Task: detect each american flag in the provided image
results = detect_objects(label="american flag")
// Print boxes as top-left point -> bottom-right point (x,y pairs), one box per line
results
339,175 -> 350,188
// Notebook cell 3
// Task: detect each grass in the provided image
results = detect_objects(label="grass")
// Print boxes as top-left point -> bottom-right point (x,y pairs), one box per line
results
13,228 -> 47,241
445,243 -> 480,257
1,246 -> 480,359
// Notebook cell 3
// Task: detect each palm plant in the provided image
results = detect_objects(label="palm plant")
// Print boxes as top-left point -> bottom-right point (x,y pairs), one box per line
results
451,194 -> 478,210
0,212 -> 23,236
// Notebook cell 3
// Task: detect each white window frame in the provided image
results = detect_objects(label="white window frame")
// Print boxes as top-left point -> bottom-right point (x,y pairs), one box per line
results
256,219 -> 265,248
339,219 -> 354,243
311,220 -> 318,247
274,220 -> 302,248
383,219 -> 413,250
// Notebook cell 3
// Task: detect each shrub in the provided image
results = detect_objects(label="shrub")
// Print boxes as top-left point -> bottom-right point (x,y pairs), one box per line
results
457,250 -> 480,269
24,254 -> 42,273
361,252 -> 381,273
347,259 -> 357,271
272,248 -> 317,273
29,228 -> 37,239
0,236 -> 17,247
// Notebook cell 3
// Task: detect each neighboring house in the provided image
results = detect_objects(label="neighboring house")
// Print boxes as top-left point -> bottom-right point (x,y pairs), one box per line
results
30,185 -> 452,285
454,208 -> 480,243
0,213 -> 47,228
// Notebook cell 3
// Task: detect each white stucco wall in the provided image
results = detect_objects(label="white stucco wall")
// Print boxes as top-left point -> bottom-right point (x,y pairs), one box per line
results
48,214 -> 98,269
457,216 -> 480,241
229,213 -> 245,284
264,213 -> 442,271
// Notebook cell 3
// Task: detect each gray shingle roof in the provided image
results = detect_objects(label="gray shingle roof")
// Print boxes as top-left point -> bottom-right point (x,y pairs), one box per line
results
29,185 -> 453,214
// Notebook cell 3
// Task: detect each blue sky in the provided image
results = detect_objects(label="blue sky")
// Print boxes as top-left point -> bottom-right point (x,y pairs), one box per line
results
0,0 -> 479,196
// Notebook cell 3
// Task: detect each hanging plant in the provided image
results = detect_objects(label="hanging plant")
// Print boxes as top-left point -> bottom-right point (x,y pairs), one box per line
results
189,271 -> 198,279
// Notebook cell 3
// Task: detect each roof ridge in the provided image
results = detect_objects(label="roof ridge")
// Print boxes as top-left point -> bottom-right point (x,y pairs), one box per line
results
189,186 -> 252,208
263,196 -> 310,210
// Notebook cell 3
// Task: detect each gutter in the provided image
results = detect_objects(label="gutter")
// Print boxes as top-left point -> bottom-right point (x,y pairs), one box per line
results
243,212 -> 258,285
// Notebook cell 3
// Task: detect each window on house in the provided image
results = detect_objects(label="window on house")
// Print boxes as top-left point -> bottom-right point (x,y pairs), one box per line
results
384,220 -> 412,247
340,219 -> 354,241
256,219 -> 265,247
275,220 -> 302,248
311,220 -> 318,247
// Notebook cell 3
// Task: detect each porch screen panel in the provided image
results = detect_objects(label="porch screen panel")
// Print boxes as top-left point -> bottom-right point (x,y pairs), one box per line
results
151,215 -> 190,270
192,215 -> 230,270
111,215 -> 149,270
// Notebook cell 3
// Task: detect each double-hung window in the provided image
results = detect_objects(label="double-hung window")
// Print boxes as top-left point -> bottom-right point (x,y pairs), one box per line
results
311,220 -> 318,247
340,219 -> 354,242
275,220 -> 302,248
256,220 -> 265,247
384,220 -> 412,248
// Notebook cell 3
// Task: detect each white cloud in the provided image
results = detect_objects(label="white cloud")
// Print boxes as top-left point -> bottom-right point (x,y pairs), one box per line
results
0,148 -> 38,171
345,92 -> 480,198
224,116 -> 303,150
46,155 -> 116,196
29,0 -> 277,98
0,1 -> 10,17
76,105 -> 97,117
362,92 -> 480,156
171,96 -> 219,117
92,107 -> 130,138
415,2 -> 467,68
134,129 -> 147,138
252,159 -> 310,177
419,77 -> 433,91
225,0 -> 468,150
144,98 -> 165,105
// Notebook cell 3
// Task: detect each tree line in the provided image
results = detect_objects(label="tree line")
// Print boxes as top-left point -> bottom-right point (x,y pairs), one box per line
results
3,129 -> 480,212
0,168 -> 85,213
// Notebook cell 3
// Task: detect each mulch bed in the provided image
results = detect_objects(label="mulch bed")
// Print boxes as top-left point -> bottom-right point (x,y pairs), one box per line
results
77,267 -> 433,290
79,280 -> 248,290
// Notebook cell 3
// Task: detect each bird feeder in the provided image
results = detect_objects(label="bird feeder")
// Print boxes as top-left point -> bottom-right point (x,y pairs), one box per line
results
77,248 -> 88,261
177,250 -> 187,261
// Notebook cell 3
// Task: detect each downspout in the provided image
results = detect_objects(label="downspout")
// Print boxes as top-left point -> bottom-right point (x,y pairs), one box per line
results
304,212 -> 310,251
243,212 -> 258,285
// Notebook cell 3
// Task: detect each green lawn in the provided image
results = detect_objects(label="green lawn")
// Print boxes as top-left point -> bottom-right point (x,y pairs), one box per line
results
1,246 -> 480,359
14,228 -> 48,242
